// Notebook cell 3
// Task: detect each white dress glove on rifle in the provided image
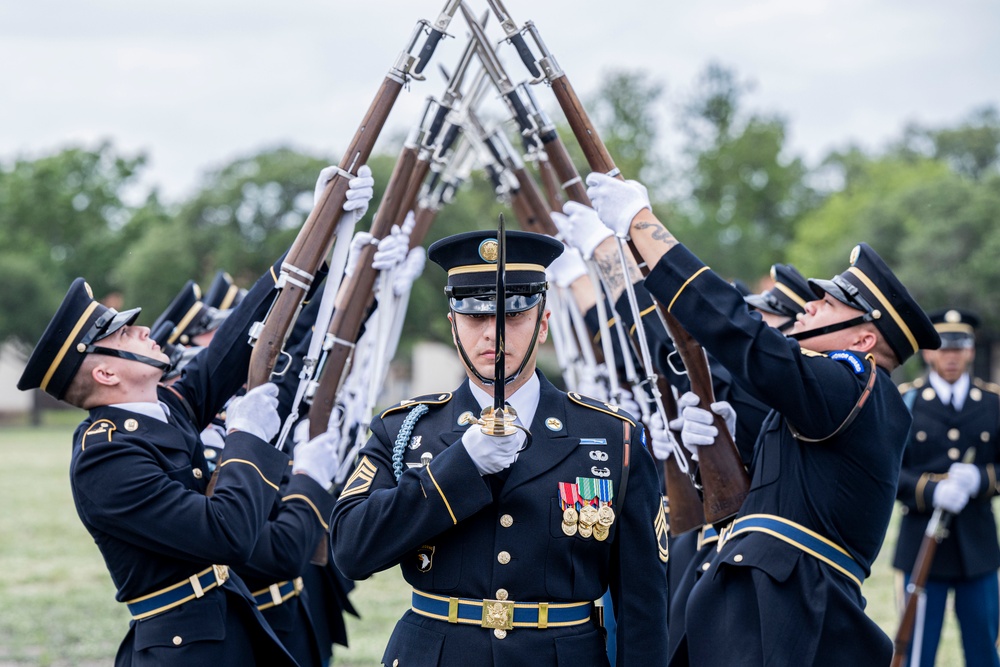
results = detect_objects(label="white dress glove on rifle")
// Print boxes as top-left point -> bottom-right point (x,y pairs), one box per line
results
668,392 -> 701,461
292,429 -> 340,487
948,462 -> 981,497
584,172 -> 651,238
313,164 -> 375,223
648,411 -> 679,460
553,202 -> 613,259
545,245 -> 588,289
393,247 -> 427,297
462,424 -> 526,475
226,382 -> 281,443
372,224 -> 410,271
933,478 -> 971,514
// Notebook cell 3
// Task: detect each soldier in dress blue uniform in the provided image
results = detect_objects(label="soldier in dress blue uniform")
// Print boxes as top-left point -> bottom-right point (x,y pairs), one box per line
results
743,263 -> 814,332
579,171 -> 941,666
15,169 -> 375,666
894,309 -> 1000,667
329,229 -> 669,666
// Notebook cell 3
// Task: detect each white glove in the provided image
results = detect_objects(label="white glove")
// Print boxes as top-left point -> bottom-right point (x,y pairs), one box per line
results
555,201 -> 613,259
679,397 -> 737,448
545,245 -> 587,289
343,165 -> 375,222
648,411 -> 678,460
344,231 -> 376,277
668,391 -> 701,461
948,462 -> 981,498
292,429 -> 339,487
225,383 -> 280,443
614,388 -> 642,420
462,424 -> 526,475
393,246 -> 427,297
372,224 -> 410,271
933,478 -> 971,514
584,172 -> 651,238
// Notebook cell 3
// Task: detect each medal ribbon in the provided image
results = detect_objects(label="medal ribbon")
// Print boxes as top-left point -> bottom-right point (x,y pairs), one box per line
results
598,479 -> 614,506
559,482 -> 581,510
577,477 -> 599,507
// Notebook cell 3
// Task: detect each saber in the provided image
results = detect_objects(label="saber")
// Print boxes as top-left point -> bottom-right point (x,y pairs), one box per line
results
494,212 -> 507,419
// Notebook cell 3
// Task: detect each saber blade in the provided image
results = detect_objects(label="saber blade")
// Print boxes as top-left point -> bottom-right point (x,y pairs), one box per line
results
494,212 -> 507,418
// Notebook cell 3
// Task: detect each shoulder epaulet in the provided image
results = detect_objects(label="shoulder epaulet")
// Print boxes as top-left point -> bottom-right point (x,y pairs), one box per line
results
567,392 -> 636,426
81,419 -> 117,451
799,347 -> 827,358
897,381 -> 915,395
973,378 -> 1000,396
379,392 -> 453,419
912,376 -> 926,388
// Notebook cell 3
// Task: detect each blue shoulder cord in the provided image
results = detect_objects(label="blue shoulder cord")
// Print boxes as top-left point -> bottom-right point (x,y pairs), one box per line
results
393,404 -> 429,481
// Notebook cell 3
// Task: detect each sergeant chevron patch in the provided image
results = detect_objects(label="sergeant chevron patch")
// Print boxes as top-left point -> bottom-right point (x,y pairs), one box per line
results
339,456 -> 378,499
655,502 -> 670,563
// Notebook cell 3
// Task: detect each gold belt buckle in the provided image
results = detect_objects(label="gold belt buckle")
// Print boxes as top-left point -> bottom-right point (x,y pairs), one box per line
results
481,599 -> 514,630
213,564 -> 229,586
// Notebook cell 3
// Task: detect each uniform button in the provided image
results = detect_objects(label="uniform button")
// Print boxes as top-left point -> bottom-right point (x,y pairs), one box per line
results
971,388 -> 983,402
982,432 -> 991,443
498,551 -> 511,565
948,429 -> 961,442
915,431 -> 927,442
701,562 -> 711,571
193,468 -> 203,479
496,588 -> 508,600
922,388 -> 936,401
948,447 -> 960,460
733,554 -> 744,563
172,636 -> 182,646
500,514 -> 514,528
494,629 -> 507,639
900,506 -> 909,515
393,660 -> 399,667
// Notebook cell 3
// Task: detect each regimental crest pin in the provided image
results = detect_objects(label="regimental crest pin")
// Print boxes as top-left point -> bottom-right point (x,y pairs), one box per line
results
416,545 -> 435,572
124,418 -> 139,432
408,435 -> 423,450
546,417 -> 562,431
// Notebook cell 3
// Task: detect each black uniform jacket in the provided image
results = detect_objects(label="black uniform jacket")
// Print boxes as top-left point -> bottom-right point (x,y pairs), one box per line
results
71,261 -> 297,666
330,371 -> 669,666
644,244 -> 913,665
894,375 -> 1000,579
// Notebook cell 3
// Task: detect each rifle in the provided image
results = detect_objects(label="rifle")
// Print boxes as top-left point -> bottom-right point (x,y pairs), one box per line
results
487,1 -> 749,524
245,1 -> 458,390
891,449 -> 976,667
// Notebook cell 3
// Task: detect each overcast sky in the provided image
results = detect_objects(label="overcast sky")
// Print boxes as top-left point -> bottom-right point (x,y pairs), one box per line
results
2,0 -> 997,201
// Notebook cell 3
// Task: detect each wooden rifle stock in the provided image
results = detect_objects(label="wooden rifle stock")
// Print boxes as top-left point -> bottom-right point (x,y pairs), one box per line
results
545,68 -> 749,525
247,76 -> 403,389
308,144 -> 419,440
657,375 -> 705,535
510,165 -> 559,236
535,155 -> 565,211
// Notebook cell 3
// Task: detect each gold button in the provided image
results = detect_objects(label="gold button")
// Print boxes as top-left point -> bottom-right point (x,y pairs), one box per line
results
948,429 -> 961,442
500,514 -> 513,528
393,660 -> 399,667
971,388 -> 983,402
916,431 -> 927,442
193,468 -> 203,479
922,388 -> 936,401
496,588 -> 508,600
982,432 -> 991,443
701,562 -> 711,571
498,551 -> 511,565
172,636 -> 182,646
948,448 -> 960,460
733,554 -> 744,563
494,629 -> 507,639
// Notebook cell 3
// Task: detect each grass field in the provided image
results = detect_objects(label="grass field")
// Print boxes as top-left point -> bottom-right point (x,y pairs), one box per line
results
0,423 -> 967,665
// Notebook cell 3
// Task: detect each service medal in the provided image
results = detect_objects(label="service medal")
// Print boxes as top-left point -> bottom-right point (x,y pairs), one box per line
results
578,523 -> 594,539
597,505 -> 615,527
580,505 -> 599,527
594,523 -> 609,541
563,507 -> 579,525
562,520 -> 579,537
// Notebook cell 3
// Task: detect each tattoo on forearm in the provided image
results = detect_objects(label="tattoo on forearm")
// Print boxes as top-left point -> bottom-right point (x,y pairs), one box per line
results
634,220 -> 677,248
595,254 -> 626,300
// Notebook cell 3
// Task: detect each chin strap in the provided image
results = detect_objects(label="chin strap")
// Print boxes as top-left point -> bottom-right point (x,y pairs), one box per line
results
87,346 -> 172,371
787,313 -> 875,343
451,297 -> 547,388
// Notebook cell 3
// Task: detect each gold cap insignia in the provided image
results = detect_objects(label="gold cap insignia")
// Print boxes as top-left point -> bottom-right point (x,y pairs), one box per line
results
124,418 -> 139,432
849,245 -> 861,265
945,309 -> 961,323
478,239 -> 499,263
